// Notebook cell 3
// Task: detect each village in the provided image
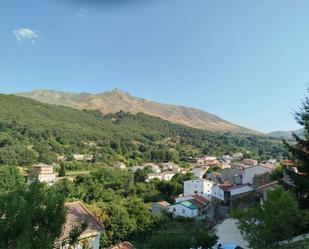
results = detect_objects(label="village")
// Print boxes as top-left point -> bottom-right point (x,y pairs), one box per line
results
23,151 -> 290,249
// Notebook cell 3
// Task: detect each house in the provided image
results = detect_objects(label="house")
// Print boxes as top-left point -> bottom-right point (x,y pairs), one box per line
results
241,165 -> 271,185
232,152 -> 243,159
55,201 -> 104,249
205,172 -> 221,183
151,201 -> 170,215
242,159 -> 258,166
252,171 -> 271,189
105,242 -> 135,249
27,163 -> 57,186
257,181 -> 280,201
73,154 -> 93,162
168,195 -> 209,218
196,157 -> 206,165
221,168 -> 242,185
226,184 -> 255,209
211,184 -> 233,202
174,194 -> 209,205
183,179 -> 214,199
168,201 -> 199,218
221,155 -> 232,163
192,167 -> 208,178
161,162 -> 180,172
114,161 -> 126,170
146,171 -> 175,182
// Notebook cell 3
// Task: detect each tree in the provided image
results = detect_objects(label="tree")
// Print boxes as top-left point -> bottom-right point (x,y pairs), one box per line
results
59,163 -> 66,177
101,202 -> 137,247
232,187 -> 309,249
134,169 -> 148,182
0,166 -> 25,194
0,181 -> 67,249
284,92 -> 309,209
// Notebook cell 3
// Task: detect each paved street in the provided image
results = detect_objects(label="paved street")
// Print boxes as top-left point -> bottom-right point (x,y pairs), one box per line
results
215,218 -> 249,249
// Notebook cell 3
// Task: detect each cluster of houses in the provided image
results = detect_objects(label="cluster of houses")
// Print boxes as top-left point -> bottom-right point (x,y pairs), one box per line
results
151,155 -> 280,219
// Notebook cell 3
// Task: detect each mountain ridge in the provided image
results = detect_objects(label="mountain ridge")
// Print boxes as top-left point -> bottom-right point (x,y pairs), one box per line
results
16,89 -> 261,134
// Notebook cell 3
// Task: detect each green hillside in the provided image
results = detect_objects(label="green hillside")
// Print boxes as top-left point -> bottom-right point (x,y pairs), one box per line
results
0,94 -> 287,166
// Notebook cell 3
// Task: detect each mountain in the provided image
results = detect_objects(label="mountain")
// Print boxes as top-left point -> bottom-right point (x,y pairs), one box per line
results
0,94 -> 286,166
16,89 -> 259,134
268,129 -> 304,139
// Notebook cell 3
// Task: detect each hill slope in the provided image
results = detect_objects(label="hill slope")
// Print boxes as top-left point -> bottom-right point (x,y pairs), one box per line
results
16,89 -> 259,134
0,94 -> 285,166
268,129 -> 304,139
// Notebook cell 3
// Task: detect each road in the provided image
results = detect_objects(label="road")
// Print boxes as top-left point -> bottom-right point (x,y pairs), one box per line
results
215,218 -> 249,249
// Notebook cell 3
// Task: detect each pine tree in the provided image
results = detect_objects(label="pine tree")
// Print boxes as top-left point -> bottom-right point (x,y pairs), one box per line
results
59,163 -> 66,177
284,91 -> 309,209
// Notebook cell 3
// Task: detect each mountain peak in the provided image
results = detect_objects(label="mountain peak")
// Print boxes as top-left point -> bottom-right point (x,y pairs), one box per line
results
15,89 -> 260,134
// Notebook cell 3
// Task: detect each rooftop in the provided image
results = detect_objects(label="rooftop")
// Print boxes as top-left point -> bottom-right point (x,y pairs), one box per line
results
105,242 -> 135,249
180,201 -> 198,210
56,201 -> 104,245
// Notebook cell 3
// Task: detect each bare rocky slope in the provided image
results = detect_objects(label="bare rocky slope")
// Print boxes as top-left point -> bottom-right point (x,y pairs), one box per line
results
16,89 -> 260,134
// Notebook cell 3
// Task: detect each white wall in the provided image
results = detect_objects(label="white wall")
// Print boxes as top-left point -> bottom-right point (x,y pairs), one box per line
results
242,166 -> 270,185
184,179 -> 214,198
211,185 -> 225,201
168,203 -> 198,218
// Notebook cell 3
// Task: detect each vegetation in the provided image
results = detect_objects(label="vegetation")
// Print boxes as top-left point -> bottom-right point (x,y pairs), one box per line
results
0,168 -> 67,249
0,95 -> 287,169
51,167 -> 215,247
284,91 -> 309,209
232,187 -> 309,249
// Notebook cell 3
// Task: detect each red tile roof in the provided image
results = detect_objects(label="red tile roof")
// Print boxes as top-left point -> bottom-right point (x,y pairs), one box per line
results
191,195 -> 209,205
156,201 -> 170,207
105,242 -> 135,249
56,201 -> 104,246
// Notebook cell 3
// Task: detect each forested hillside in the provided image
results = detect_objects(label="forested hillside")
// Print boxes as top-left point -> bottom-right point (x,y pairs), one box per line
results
0,94 -> 287,167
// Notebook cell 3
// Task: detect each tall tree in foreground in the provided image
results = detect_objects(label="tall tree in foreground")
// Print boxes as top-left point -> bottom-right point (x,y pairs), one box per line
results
232,187 -> 309,249
0,181 -> 67,249
284,91 -> 309,209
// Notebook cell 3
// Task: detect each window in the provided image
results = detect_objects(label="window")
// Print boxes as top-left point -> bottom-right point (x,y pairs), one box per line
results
173,208 -> 176,212
182,209 -> 185,214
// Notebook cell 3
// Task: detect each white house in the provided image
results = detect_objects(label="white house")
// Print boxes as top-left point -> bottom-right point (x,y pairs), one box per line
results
73,154 -> 94,162
183,179 -> 214,199
241,165 -> 271,185
147,171 -> 175,182
168,195 -> 209,218
168,201 -> 199,218
211,185 -> 225,201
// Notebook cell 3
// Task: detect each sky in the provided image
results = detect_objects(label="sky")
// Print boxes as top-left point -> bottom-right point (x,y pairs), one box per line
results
0,0 -> 308,133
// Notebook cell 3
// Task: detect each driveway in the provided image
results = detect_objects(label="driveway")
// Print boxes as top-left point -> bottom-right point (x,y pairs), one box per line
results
215,218 -> 250,249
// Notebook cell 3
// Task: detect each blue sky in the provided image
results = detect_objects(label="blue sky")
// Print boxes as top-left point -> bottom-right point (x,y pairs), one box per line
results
0,0 -> 308,132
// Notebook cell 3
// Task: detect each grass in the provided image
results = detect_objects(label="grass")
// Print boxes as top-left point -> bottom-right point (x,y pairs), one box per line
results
65,170 -> 92,176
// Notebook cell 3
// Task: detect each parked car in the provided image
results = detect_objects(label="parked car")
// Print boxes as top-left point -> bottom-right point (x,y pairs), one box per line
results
213,242 -> 243,249
218,244 -> 244,249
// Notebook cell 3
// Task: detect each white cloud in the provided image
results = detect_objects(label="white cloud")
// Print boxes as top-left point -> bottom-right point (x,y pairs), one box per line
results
13,28 -> 39,43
